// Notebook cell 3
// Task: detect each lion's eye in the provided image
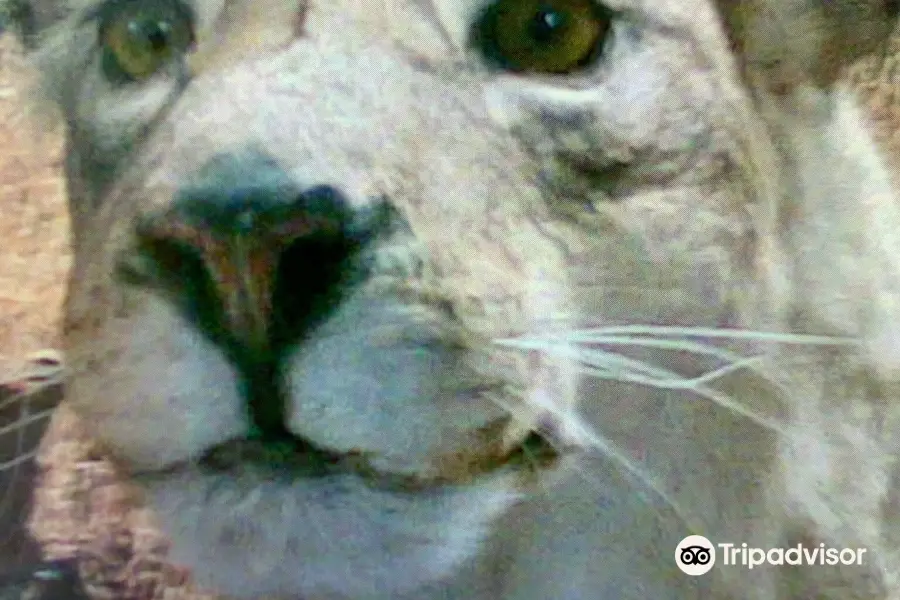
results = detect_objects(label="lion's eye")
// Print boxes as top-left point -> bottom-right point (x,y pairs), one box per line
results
472,0 -> 612,74
98,0 -> 194,82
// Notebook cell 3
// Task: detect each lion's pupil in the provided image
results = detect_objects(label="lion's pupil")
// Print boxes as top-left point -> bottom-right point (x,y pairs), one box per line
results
125,17 -> 171,56
144,21 -> 171,52
530,6 -> 567,43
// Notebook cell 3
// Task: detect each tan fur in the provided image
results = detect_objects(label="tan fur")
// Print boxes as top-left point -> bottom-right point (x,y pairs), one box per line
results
6,0 -> 900,598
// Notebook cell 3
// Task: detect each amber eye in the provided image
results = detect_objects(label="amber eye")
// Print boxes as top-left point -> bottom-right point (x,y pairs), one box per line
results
98,0 -> 194,82
473,0 -> 612,74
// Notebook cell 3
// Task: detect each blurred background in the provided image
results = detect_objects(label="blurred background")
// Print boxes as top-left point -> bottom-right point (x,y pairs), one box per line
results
0,31 -> 68,572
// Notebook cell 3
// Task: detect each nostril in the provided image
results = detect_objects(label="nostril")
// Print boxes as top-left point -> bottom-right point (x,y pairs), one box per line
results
270,218 -> 360,350
132,182 -> 366,357
128,233 -> 229,345
137,236 -> 202,281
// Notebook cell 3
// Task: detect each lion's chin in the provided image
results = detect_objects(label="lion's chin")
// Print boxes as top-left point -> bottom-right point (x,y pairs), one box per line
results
136,463 -> 528,599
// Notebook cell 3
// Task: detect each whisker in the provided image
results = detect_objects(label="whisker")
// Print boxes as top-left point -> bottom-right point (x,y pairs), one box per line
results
485,389 -> 687,521
492,325 -> 834,436
499,325 -> 858,347
572,345 -> 765,388
539,342 -> 787,434
496,335 -> 749,364
576,358 -> 786,435
489,337 -> 785,537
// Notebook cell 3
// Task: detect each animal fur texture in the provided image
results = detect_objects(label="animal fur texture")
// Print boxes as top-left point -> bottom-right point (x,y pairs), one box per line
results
5,0 -> 900,598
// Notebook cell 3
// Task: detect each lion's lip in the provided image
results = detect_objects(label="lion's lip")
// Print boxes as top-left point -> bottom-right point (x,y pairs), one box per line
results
198,434 -> 352,478
193,427 -> 561,492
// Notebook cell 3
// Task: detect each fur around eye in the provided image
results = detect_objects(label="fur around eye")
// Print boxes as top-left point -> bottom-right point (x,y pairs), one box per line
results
97,0 -> 195,82
471,0 -> 613,74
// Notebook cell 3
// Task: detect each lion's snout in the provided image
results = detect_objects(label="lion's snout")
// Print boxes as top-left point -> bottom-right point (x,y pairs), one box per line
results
123,151 -> 383,434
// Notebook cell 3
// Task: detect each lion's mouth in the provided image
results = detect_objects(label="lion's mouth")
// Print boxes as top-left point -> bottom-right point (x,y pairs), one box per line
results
195,426 -> 559,493
198,434 -> 349,477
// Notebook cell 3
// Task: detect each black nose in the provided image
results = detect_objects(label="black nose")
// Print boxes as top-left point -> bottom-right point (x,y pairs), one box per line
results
133,153 -> 366,357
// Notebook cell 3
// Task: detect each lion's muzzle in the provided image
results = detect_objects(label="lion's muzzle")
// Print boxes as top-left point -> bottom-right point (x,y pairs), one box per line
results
126,150 -> 384,441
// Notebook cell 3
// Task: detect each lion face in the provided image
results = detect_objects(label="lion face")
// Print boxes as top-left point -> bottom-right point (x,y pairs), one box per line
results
9,0 -> 900,598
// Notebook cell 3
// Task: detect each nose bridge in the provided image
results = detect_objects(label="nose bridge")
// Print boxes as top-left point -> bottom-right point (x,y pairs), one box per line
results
147,18 -> 459,209
173,151 -> 305,225
150,151 -> 355,248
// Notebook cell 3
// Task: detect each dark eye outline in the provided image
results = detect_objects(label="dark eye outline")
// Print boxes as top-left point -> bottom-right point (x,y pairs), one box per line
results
90,0 -> 196,84
470,0 -> 614,75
